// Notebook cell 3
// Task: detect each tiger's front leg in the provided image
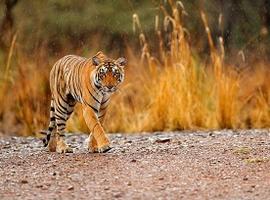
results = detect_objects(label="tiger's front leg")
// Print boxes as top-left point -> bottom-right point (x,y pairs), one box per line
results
87,112 -> 107,152
83,107 -> 111,153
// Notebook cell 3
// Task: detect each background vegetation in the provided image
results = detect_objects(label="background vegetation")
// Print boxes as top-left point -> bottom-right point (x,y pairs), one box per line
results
0,0 -> 269,136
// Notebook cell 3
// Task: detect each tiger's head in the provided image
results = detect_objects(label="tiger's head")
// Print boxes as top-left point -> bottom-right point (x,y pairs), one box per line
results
92,51 -> 126,93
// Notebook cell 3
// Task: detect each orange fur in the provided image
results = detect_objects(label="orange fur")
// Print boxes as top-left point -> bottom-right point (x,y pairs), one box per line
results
43,51 -> 126,153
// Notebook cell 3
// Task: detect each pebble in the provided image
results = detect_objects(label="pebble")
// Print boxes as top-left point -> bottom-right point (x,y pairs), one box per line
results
21,179 -> 28,184
104,186 -> 110,191
1,131 -> 270,199
68,185 -> 74,190
155,137 -> 171,143
36,184 -> 43,188
113,192 -> 122,198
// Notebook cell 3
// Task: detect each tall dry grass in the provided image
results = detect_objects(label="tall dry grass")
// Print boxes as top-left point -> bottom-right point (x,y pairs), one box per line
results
0,1 -> 269,136
103,2 -> 270,132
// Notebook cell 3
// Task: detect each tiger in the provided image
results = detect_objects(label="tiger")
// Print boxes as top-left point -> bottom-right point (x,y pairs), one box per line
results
41,51 -> 126,153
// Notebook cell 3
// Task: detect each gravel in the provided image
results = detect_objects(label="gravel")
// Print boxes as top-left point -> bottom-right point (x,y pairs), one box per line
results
0,130 -> 270,199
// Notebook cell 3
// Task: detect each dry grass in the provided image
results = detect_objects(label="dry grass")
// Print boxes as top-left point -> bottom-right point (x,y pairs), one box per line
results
245,157 -> 270,164
0,2 -> 269,136
233,146 -> 252,155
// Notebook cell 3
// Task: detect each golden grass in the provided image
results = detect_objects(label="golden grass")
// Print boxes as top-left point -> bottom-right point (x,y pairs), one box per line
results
0,1 -> 269,136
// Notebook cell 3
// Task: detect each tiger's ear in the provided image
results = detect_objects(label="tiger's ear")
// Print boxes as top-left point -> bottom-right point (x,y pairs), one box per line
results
92,56 -> 100,66
116,57 -> 127,67
92,51 -> 106,66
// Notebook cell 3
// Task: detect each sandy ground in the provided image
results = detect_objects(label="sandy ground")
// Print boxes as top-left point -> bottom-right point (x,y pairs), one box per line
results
0,130 -> 270,200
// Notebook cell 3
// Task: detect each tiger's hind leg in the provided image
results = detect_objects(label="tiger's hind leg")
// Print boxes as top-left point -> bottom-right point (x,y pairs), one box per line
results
48,100 -> 75,153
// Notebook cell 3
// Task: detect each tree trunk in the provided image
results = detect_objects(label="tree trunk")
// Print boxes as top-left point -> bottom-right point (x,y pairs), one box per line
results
0,0 -> 18,50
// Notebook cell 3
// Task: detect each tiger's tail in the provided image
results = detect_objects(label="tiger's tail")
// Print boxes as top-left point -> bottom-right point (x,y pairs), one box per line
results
40,99 -> 56,147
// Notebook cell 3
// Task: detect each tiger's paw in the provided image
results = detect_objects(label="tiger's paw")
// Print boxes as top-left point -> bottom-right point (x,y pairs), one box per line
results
88,147 -> 98,153
87,144 -> 98,153
97,144 -> 112,153
96,136 -> 111,153
56,138 -> 73,153
86,135 -> 98,153
56,144 -> 73,153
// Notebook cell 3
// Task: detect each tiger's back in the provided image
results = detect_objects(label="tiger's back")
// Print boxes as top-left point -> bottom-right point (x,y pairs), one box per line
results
50,55 -> 91,103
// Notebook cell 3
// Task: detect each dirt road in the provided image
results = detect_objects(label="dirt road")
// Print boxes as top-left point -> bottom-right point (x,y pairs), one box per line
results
0,130 -> 270,199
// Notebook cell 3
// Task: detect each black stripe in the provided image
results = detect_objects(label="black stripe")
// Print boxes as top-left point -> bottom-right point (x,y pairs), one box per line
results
50,116 -> 56,121
55,113 -> 66,121
87,86 -> 101,104
101,97 -> 110,105
100,104 -> 109,111
90,80 -> 100,95
77,86 -> 83,102
58,128 -> 65,132
59,93 -> 69,104
73,60 -> 84,101
53,57 -> 73,105
71,71 -> 81,101
50,107 -> 55,112
83,99 -> 98,113
57,123 -> 66,127
98,113 -> 106,119
57,101 -> 68,113
67,110 -> 74,115
54,71 -> 69,105
56,106 -> 67,116
94,81 -> 101,90
48,127 -> 54,131
68,101 -> 76,108
89,104 -> 98,113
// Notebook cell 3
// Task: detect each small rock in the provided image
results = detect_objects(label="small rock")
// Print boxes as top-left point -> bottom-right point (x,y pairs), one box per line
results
131,159 -> 136,163
155,137 -> 171,143
68,185 -> 74,190
127,181 -> 132,186
21,179 -> 28,184
36,185 -> 43,188
104,186 -> 110,191
45,183 -> 51,187
209,132 -> 214,137
3,145 -> 11,149
113,192 -> 122,198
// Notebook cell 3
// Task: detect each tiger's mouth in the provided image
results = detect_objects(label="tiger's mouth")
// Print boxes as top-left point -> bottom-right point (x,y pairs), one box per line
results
103,86 -> 117,93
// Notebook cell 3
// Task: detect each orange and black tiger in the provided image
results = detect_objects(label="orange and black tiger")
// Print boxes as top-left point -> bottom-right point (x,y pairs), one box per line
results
41,51 -> 126,153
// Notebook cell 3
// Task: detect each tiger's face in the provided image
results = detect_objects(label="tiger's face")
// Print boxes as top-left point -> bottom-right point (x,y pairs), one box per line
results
93,55 -> 126,93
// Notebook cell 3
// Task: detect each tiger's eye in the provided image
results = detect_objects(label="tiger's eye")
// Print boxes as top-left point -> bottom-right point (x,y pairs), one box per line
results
112,67 -> 119,74
100,66 -> 107,74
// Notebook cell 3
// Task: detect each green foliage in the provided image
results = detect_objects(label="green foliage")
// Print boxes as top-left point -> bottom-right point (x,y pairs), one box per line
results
0,0 -> 269,54
10,0 -> 157,51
